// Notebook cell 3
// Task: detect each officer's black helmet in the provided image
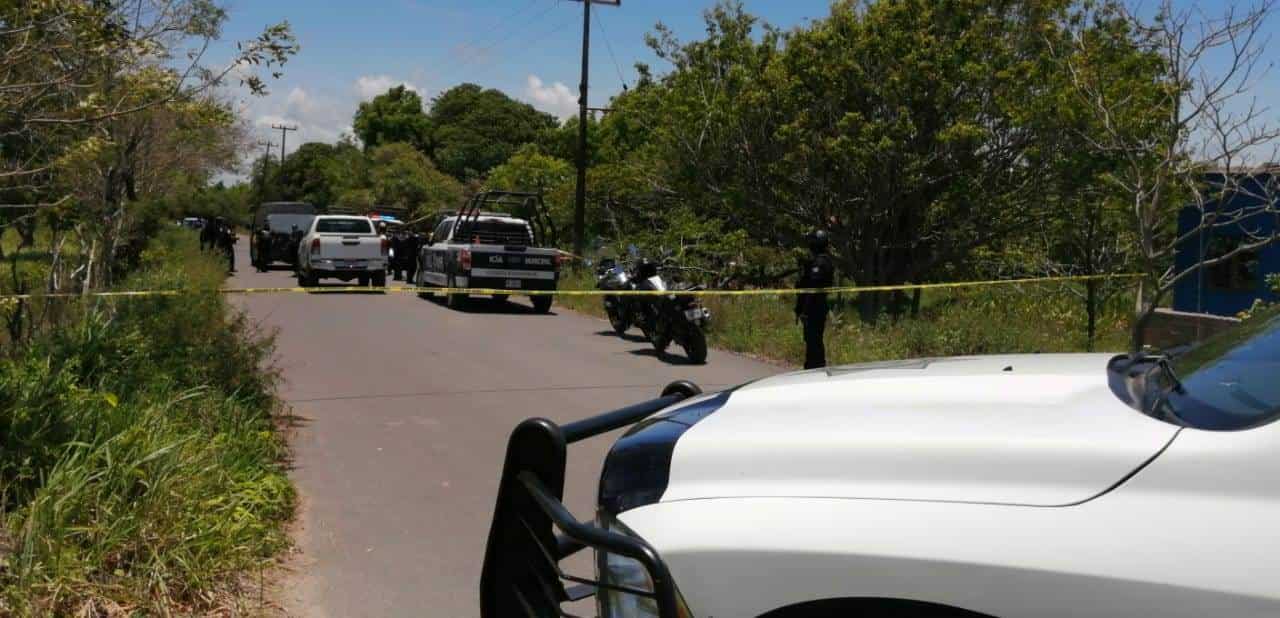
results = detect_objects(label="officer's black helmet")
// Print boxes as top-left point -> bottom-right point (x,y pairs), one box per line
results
806,229 -> 830,253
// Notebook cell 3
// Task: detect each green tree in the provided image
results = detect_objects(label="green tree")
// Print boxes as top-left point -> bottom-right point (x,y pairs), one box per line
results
427,84 -> 559,180
486,145 -> 574,242
353,85 -> 433,152
367,143 -> 463,218
277,142 -> 339,206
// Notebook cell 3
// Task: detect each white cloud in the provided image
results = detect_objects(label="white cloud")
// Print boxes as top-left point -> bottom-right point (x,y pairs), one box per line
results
354,75 -> 421,101
223,74 -> 431,181
523,75 -> 577,120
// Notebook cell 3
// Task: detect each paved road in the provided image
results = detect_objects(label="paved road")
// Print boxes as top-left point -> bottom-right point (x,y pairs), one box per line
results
226,242 -> 784,617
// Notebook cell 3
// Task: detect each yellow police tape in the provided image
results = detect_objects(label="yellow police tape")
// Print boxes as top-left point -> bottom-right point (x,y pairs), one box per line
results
0,273 -> 1138,303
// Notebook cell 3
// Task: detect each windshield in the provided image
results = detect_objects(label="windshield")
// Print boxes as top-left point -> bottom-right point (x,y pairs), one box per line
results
1151,304 -> 1280,430
265,214 -> 315,234
315,218 -> 373,234
452,219 -> 533,246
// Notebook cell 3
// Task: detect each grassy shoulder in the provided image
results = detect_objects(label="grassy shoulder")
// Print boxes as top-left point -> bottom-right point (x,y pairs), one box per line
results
0,229 -> 293,615
557,270 -> 1131,365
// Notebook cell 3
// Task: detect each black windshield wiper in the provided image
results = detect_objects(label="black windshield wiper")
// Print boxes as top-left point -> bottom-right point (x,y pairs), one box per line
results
1156,357 -> 1187,394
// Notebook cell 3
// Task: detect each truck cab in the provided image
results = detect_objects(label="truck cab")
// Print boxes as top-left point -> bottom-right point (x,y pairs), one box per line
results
415,191 -> 561,312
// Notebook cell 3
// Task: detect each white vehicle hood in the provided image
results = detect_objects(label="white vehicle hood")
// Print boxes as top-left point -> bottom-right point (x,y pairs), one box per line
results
662,354 -> 1180,507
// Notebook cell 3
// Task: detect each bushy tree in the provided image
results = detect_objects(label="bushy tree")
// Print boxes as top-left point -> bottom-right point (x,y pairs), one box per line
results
353,85 -> 433,152
367,143 -> 463,218
427,84 -> 559,180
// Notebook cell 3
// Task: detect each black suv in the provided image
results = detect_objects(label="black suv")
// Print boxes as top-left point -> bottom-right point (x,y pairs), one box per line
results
250,202 -> 317,272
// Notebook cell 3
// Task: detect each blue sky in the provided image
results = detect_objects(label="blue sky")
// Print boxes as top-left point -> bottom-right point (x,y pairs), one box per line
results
212,0 -> 1280,167
214,0 -> 832,155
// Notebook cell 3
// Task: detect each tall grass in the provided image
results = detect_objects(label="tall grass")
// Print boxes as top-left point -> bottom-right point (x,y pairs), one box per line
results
0,229 -> 293,615
557,270 -> 1132,365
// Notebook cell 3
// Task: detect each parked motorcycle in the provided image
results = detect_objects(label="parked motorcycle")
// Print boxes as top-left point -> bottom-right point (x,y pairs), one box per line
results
598,250 -> 711,364
596,257 -> 634,335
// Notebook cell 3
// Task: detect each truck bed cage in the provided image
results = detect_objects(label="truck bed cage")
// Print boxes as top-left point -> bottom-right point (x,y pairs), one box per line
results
456,191 -> 558,248
479,380 -> 702,618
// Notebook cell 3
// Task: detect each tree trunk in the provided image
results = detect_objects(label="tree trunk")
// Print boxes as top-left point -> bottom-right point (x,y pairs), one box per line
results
1085,278 -> 1099,352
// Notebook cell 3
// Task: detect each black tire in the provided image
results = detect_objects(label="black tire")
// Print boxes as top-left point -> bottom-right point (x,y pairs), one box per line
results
651,332 -> 671,354
299,270 -> 316,288
492,294 -> 509,303
447,278 -> 468,309
358,275 -> 370,287
683,328 -> 708,364
531,295 -> 553,314
373,271 -> 387,288
607,306 -> 629,335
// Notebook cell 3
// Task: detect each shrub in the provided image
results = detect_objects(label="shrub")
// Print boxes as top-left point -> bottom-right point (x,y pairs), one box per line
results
0,229 -> 293,615
558,269 -> 1131,366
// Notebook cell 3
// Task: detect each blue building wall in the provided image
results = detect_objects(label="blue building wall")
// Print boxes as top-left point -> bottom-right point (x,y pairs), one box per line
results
1172,173 -> 1280,316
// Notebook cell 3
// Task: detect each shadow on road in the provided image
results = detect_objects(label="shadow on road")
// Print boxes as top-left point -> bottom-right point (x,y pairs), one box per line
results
254,263 -> 298,272
415,293 -> 557,315
628,348 -> 703,366
302,281 -> 388,295
594,329 -> 649,344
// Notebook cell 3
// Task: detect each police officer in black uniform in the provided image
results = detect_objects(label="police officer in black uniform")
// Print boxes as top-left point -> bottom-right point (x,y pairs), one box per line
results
391,232 -> 407,281
404,232 -> 422,284
795,229 -> 835,369
217,218 -> 236,273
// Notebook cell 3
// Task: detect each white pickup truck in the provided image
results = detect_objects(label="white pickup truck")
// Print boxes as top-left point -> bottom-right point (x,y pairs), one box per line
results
296,215 -> 388,287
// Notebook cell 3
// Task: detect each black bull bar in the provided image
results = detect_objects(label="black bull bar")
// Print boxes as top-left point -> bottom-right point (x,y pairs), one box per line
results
480,380 -> 703,617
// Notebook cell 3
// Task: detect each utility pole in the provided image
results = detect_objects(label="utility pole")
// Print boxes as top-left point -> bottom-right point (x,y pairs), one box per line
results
569,0 -> 620,260
271,124 -> 298,164
257,139 -> 275,200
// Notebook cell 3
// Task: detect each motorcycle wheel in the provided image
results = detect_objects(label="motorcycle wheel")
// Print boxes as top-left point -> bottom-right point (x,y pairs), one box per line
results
607,305 -> 629,335
651,324 -> 671,354
683,328 -> 708,365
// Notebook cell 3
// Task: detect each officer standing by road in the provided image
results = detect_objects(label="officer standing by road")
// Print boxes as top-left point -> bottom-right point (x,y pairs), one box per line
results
795,230 -> 835,369
404,231 -> 422,284
217,218 -> 236,273
199,217 -> 216,251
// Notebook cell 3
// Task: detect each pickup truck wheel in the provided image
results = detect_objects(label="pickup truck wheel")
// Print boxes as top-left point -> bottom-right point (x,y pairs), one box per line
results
531,295 -> 553,314
358,275 -> 370,287
373,272 -> 387,287
447,293 -> 468,309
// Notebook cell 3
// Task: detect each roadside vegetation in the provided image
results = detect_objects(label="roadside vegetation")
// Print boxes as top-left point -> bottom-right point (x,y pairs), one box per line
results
558,270 -> 1132,366
0,229 -> 293,615
1,3 -> 299,612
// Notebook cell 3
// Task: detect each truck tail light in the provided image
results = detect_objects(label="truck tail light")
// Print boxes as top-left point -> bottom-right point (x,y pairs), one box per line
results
460,248 -> 472,271
310,237 -> 320,257
381,237 -> 390,256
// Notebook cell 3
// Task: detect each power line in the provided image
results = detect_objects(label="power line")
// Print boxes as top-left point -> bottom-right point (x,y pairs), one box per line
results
440,0 -> 564,80
446,10 -> 579,86
593,8 -> 628,91
425,0 -> 543,72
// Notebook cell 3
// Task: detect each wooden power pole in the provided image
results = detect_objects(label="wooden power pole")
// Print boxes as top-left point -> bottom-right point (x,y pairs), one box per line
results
568,0 -> 620,259
271,124 -> 298,164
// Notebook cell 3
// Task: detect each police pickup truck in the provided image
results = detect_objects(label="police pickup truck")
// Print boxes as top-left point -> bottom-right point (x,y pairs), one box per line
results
415,191 -> 560,312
